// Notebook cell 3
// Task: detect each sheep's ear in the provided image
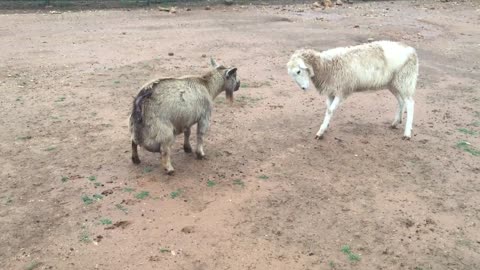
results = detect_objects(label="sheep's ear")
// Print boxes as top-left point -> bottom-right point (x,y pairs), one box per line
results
299,59 -> 314,77
226,67 -> 237,78
210,58 -> 219,68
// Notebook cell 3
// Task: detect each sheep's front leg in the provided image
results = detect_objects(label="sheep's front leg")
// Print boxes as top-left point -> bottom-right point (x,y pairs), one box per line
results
195,118 -> 209,159
183,128 -> 192,153
403,97 -> 415,140
316,95 -> 340,140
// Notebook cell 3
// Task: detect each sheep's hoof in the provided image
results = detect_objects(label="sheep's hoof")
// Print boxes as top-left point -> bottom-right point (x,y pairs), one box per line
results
183,145 -> 192,153
315,134 -> 324,140
166,169 -> 175,175
132,156 -> 141,164
196,153 -> 206,160
402,135 -> 411,140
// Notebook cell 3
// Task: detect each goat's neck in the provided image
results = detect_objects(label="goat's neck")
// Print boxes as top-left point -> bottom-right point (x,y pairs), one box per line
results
204,72 -> 225,99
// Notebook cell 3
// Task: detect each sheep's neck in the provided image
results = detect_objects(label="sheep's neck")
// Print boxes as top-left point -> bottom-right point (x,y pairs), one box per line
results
303,54 -> 331,93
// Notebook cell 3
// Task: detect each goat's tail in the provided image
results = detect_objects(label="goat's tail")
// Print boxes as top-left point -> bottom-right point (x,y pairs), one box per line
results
131,88 -> 153,144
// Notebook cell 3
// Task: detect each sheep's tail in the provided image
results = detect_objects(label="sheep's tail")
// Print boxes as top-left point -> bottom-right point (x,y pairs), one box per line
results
131,88 -> 153,144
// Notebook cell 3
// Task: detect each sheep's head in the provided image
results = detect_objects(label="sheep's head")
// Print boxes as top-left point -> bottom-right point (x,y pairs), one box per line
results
211,58 -> 240,102
287,56 -> 313,91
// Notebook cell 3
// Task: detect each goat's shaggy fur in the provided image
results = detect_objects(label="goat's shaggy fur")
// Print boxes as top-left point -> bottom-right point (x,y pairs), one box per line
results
129,59 -> 240,174
287,40 -> 419,139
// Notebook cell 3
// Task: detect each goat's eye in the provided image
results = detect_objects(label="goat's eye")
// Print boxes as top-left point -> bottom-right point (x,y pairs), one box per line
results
296,70 -> 301,75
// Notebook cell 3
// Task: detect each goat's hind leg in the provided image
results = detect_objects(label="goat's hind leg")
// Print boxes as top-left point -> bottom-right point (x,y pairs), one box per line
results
161,143 -> 175,175
315,95 -> 340,140
183,127 -> 192,153
131,141 -> 141,164
403,97 -> 414,140
195,118 -> 210,159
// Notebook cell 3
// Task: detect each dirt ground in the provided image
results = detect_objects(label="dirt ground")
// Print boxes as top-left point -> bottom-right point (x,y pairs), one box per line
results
1,1 -> 479,269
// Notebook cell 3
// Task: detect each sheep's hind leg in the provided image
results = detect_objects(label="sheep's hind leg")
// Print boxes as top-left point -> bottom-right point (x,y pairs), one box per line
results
131,141 -> 141,164
183,127 -> 192,153
316,96 -> 340,140
403,97 -> 415,140
390,93 -> 405,129
195,118 -> 209,159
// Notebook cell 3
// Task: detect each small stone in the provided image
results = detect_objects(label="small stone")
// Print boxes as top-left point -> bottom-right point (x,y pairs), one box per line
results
313,1 -> 321,8
336,0 -> 343,6
353,25 -> 360,28
201,54 -> 207,58
205,6 -> 211,10
168,52 -> 174,56
169,7 -> 177,14
367,37 -> 375,43
186,8 -> 191,11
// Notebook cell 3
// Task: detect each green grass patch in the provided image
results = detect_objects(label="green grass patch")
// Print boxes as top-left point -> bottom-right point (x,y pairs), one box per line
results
81,195 -> 94,205
207,180 -> 216,187
258,174 -> 269,180
160,248 -> 171,253
99,218 -> 112,225
55,96 -> 66,102
458,128 -> 478,135
123,187 -> 135,193
456,141 -> 480,156
135,191 -> 150,199
79,230 -> 91,243
24,261 -> 41,270
143,166 -> 153,173
92,194 -> 103,200
16,135 -> 32,141
61,176 -> 69,182
328,261 -> 336,269
94,182 -> 102,187
5,197 -> 13,205
44,146 -> 56,151
170,189 -> 182,199
114,80 -> 121,84
233,179 -> 245,187
87,176 -> 96,181
472,121 -> 480,127
115,204 -> 128,214
341,245 -> 361,262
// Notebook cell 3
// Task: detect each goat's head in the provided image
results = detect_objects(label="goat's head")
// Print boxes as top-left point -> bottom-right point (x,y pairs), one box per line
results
211,58 -> 240,102
287,55 -> 313,91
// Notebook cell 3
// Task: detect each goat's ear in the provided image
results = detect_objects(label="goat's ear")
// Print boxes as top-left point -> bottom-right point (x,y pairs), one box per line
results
210,58 -> 219,68
226,67 -> 237,78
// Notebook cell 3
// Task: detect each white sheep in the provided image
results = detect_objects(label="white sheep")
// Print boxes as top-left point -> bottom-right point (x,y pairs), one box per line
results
287,40 -> 419,139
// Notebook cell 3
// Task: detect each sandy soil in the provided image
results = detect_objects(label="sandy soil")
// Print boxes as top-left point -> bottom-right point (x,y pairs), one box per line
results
1,1 -> 479,269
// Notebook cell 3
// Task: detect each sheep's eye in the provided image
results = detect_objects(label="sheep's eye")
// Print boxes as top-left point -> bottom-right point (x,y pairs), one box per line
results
296,70 -> 301,75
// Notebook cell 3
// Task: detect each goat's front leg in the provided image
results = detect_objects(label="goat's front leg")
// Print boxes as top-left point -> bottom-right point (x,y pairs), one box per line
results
183,127 -> 192,153
315,95 -> 341,140
195,118 -> 210,159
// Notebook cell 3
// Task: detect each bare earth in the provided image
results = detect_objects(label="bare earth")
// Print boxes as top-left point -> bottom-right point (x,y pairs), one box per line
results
1,1 -> 480,269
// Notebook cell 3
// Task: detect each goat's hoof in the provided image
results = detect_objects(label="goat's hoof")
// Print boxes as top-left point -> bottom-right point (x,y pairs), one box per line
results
132,156 -> 141,164
166,169 -> 175,175
183,145 -> 192,153
196,153 -> 206,160
315,134 -> 324,140
402,135 -> 411,140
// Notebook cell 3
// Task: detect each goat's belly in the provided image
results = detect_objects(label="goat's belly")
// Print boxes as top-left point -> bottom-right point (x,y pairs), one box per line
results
143,142 -> 161,153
